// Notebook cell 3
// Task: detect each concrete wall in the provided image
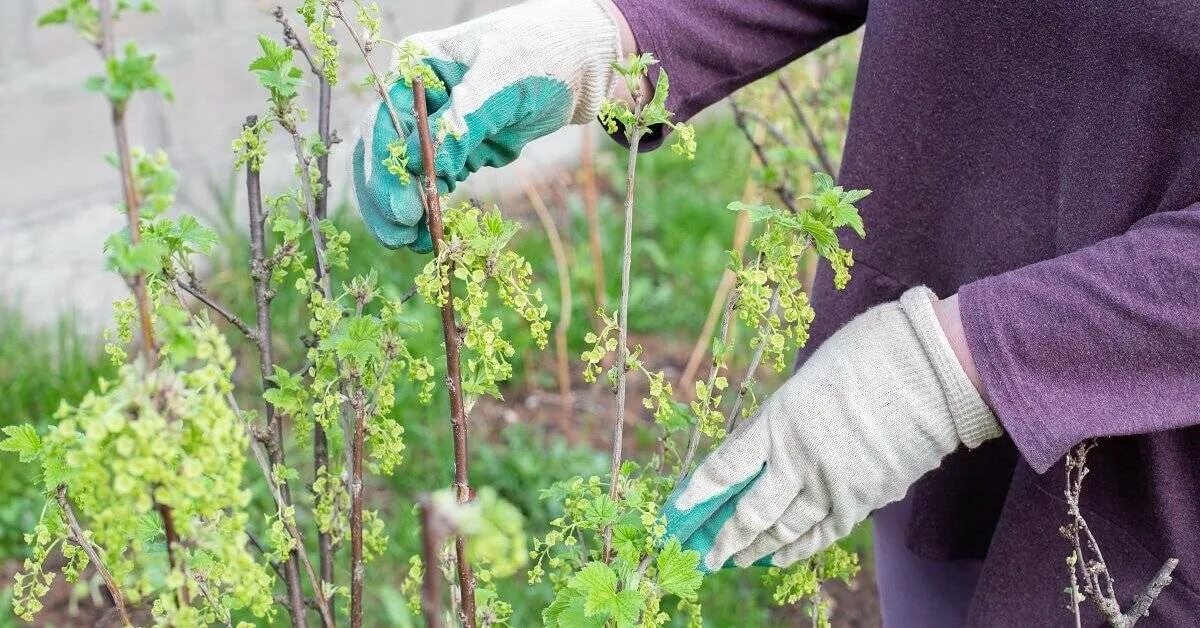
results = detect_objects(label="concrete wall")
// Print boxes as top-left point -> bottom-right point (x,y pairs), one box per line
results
0,0 -> 585,329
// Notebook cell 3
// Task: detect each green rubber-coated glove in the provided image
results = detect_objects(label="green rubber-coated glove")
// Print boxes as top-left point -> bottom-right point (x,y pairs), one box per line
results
351,0 -> 622,251
662,287 -> 1003,572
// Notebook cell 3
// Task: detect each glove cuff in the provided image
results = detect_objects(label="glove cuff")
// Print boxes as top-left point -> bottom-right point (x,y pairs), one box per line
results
526,0 -> 622,124
899,286 -> 1002,449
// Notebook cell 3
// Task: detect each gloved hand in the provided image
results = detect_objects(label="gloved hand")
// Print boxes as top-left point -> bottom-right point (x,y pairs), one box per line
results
351,0 -> 622,251
663,287 -> 1003,572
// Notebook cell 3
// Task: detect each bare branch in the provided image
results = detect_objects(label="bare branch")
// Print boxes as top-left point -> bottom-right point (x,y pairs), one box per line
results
603,93 -> 647,562
1063,442 -> 1178,627
777,75 -> 837,177
413,77 -> 479,628
56,485 -> 132,627
176,278 -> 257,341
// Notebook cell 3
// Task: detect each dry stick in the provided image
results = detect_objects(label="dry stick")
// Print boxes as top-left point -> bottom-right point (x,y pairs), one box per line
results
241,117 -> 309,628
272,6 -> 339,592
56,485 -> 132,627
580,129 -> 608,313
777,75 -> 836,177
1065,443 -> 1178,628
413,77 -> 479,628
603,98 -> 646,562
418,497 -> 447,628
524,181 -> 575,437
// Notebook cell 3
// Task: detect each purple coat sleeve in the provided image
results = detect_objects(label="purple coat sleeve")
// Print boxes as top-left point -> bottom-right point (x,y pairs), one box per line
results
609,0 -> 868,135
960,205 -> 1200,473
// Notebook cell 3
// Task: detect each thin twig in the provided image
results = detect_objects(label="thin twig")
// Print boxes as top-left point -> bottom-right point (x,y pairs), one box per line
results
724,284 -> 782,433
678,289 -> 737,479
176,278 -> 257,341
246,533 -> 288,583
94,0 -> 186,608
676,125 -> 762,394
413,77 -> 479,628
1063,442 -> 1178,627
330,2 -> 404,141
347,381 -> 369,628
188,567 -> 233,628
228,393 -> 337,628
729,98 -> 798,213
56,485 -> 132,626
524,181 -> 575,437
777,75 -> 836,177
97,0 -> 157,367
272,4 -> 338,595
603,95 -> 646,562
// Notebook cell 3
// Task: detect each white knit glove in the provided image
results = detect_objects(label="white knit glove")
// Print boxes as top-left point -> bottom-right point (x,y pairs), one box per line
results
351,0 -> 621,250
662,287 -> 1003,572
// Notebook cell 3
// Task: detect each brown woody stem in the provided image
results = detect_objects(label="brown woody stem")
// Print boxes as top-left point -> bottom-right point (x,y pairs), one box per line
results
241,114 -> 309,628
270,7 -> 338,593
413,77 -> 478,628
418,498 -> 446,628
56,485 -> 132,626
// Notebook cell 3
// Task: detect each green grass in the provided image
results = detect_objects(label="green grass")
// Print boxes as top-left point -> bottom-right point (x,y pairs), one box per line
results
0,306 -> 116,556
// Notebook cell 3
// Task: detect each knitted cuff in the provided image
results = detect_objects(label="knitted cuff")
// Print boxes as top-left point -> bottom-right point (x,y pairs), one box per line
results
532,0 -> 621,123
900,287 -> 1003,449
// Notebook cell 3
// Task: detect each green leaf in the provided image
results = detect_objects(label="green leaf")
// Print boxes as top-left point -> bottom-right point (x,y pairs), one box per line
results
88,42 -> 173,106
0,425 -> 42,463
36,7 -> 69,26
813,172 -> 836,191
832,201 -> 866,239
563,562 -> 643,625
727,201 -> 783,223
249,35 -> 305,100
799,213 -> 838,255
104,232 -> 167,276
583,495 -> 618,528
841,188 -> 871,204
559,597 -> 606,628
175,215 -> 218,254
655,537 -> 703,598
571,562 -> 617,617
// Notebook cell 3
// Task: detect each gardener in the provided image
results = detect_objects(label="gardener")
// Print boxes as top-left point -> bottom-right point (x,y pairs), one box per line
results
351,0 -> 1200,624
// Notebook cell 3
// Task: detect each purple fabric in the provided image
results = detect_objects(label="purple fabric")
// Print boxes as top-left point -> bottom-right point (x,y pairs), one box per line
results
873,495 -> 982,627
611,0 -> 1200,622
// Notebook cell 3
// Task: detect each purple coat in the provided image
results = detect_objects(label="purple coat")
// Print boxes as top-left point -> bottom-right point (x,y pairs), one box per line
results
611,0 -> 1200,623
